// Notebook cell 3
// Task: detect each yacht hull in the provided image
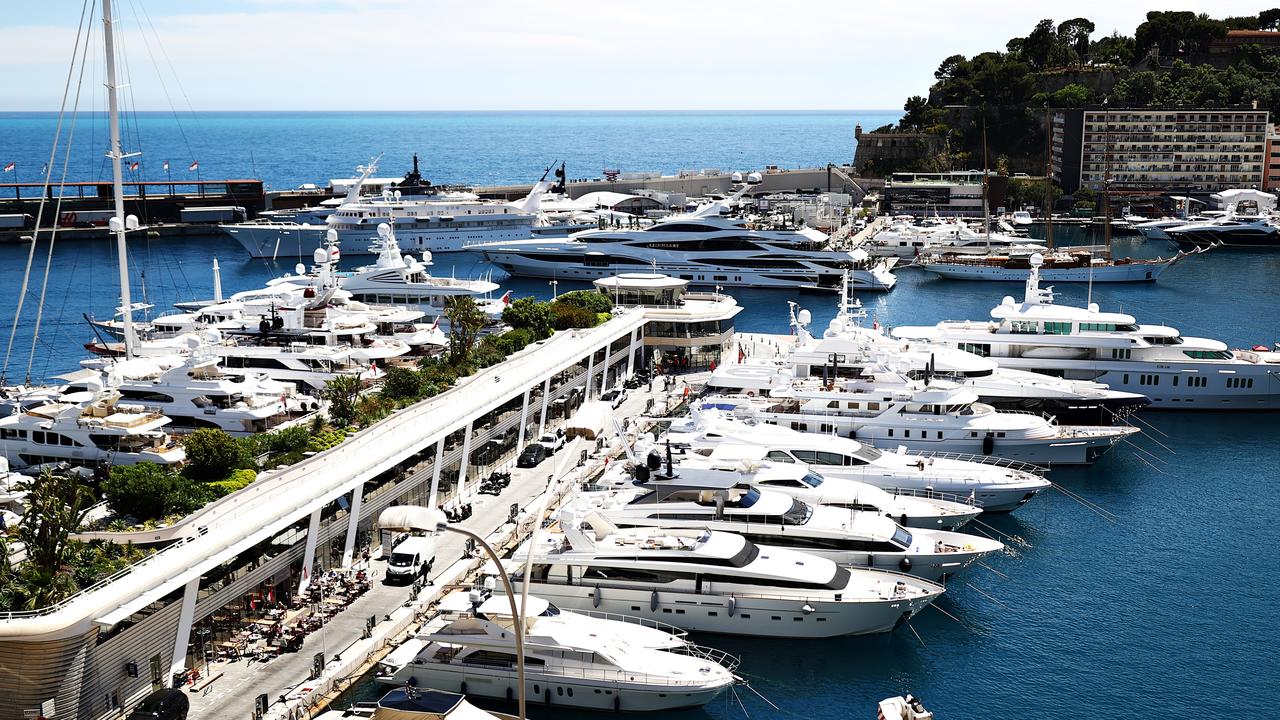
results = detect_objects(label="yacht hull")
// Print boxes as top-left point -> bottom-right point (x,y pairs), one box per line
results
816,465 -> 1044,513
989,359 -> 1280,410
514,582 -> 933,638
920,261 -> 1173,282
223,221 -> 536,258
980,393 -> 1151,425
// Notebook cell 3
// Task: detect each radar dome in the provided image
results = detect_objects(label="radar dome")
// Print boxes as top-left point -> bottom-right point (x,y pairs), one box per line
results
730,172 -> 743,183
294,263 -> 306,275
1001,295 -> 1015,306
421,251 -> 433,265
1029,252 -> 1045,267
326,229 -> 338,244
377,223 -> 391,237
797,308 -> 812,325
746,172 -> 763,185
1088,303 -> 1100,313
313,248 -> 327,264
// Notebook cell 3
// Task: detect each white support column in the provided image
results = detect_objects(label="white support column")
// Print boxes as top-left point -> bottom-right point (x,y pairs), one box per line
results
626,328 -> 639,379
168,578 -> 200,682
427,439 -> 446,509
457,418 -> 475,498
297,507 -> 322,595
515,389 -> 531,451
340,482 -> 365,568
536,376 -> 551,438
585,352 -> 596,400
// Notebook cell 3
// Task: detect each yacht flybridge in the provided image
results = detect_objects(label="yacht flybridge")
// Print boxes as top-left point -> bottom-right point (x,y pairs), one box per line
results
476,189 -> 897,291
892,254 -> 1280,409
664,408 -> 1050,512
511,509 -> 945,638
380,590 -> 736,712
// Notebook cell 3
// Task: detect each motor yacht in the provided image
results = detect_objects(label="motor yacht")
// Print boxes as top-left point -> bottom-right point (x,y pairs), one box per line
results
0,384 -> 185,470
312,688 -> 513,720
867,219 -> 1045,259
702,360 -> 1136,466
510,509 -> 944,638
1165,215 -> 1280,249
580,469 -> 1000,581
663,408 -> 1049,512
914,246 -> 1193,282
893,254 -> 1280,409
476,187 -> 897,291
380,590 -> 736,712
607,443 -> 981,530
58,352 -> 318,436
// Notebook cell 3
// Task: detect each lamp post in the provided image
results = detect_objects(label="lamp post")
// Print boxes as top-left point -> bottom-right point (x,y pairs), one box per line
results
549,279 -> 559,300
424,512 -> 527,720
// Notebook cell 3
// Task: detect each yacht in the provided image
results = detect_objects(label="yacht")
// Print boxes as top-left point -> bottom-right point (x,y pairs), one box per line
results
915,246 -> 1193,282
664,408 -> 1050,512
702,360 -> 1137,466
380,590 -> 736,712
1132,214 -> 1219,242
1165,215 -> 1280,249
0,385 -> 185,470
511,509 -> 945,638
476,190 -> 897,291
606,444 -> 981,530
892,255 -> 1280,409
743,283 -> 1150,423
313,688 -> 514,720
867,220 -> 1045,259
579,470 -> 1001,581
59,353 -> 318,436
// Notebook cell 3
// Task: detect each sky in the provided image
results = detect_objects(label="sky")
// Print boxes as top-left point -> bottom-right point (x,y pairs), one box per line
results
0,1 -> 1273,111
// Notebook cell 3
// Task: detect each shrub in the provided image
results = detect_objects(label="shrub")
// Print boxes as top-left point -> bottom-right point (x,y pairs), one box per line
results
490,328 -> 535,355
550,302 -> 598,330
104,464 -> 214,522
208,469 -> 257,497
182,428 -> 249,482
381,366 -> 424,401
502,297 -> 553,339
308,427 -> 348,453
324,375 -> 363,427
555,290 -> 613,315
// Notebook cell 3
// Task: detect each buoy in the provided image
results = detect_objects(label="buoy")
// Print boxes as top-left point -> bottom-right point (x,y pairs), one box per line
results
899,557 -> 912,572
982,433 -> 995,455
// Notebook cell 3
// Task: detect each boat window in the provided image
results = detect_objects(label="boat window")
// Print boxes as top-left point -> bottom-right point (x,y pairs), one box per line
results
1144,336 -> 1183,345
891,526 -> 913,549
1043,321 -> 1073,335
540,603 -> 561,617
781,498 -> 812,525
800,471 -> 824,487
737,488 -> 762,508
958,343 -> 991,357
765,450 -> 796,463
1009,320 -> 1037,334
1184,350 -> 1232,360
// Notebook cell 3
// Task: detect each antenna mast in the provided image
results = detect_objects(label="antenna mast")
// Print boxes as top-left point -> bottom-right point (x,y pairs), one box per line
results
104,0 -> 136,359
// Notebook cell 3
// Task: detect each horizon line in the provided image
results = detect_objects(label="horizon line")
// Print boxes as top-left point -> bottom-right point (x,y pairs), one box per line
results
0,107 -> 902,114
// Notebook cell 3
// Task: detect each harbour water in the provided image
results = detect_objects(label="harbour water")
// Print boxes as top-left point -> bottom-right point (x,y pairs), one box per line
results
1,112 -> 1277,719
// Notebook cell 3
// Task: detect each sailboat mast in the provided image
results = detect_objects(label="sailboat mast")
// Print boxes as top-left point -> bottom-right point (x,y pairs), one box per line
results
981,111 -> 991,249
1102,103 -> 1112,255
103,0 -> 135,359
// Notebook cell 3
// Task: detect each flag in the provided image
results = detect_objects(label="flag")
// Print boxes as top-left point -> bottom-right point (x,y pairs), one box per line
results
430,316 -> 440,331
500,290 -> 512,306
737,347 -> 745,363
2,162 -> 13,173
188,161 -> 199,171
129,161 -> 140,171
162,160 -> 170,172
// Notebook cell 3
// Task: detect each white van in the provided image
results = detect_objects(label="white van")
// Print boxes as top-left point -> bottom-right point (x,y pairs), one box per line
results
386,536 -> 436,584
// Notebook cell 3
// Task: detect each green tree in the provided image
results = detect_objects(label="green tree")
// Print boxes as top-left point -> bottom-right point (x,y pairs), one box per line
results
324,374 -> 363,427
182,428 -> 247,482
1090,33 -> 1136,65
1057,18 -> 1095,65
501,296 -> 553,339
104,463 -> 182,521
1260,9 -> 1280,31
18,470 -> 93,590
445,296 -> 487,367
1021,19 -> 1060,70
934,54 -> 967,81
900,96 -> 933,130
381,366 -> 425,401
549,302 -> 598,330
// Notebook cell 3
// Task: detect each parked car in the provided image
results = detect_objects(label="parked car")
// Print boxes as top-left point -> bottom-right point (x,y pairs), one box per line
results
537,432 -> 565,453
517,443 -> 549,468
600,388 -> 628,408
127,689 -> 190,720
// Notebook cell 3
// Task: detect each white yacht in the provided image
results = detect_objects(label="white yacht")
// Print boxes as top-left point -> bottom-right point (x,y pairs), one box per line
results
59,353 -> 317,436
745,282 -> 1150,423
702,360 -> 1137,466
1166,215 -> 1280,249
579,472 -> 1001,581
313,688 -> 512,720
381,590 -> 736,712
0,385 -> 185,470
893,255 -> 1280,409
664,408 -> 1051,512
512,509 -> 945,638
476,190 -> 897,291
915,246 -> 1191,282
867,219 -> 1044,259
609,444 -> 981,530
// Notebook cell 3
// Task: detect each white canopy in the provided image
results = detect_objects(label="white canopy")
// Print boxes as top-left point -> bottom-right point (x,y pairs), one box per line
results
376,505 -> 444,533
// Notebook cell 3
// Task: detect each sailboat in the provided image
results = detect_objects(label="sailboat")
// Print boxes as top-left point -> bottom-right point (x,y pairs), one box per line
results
915,108 -> 1205,282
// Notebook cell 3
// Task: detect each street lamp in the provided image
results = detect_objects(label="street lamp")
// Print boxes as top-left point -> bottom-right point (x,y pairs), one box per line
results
379,509 -> 526,720
549,279 -> 559,300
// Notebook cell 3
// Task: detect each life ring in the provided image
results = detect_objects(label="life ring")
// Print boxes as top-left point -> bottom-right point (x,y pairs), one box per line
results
747,390 -> 755,397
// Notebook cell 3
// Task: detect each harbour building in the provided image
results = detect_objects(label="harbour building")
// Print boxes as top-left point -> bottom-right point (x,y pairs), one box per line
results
1055,107 -> 1270,194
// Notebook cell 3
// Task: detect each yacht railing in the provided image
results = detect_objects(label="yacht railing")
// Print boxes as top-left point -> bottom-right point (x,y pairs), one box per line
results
431,657 -> 729,686
881,486 -> 982,508
671,642 -> 741,672
911,451 -> 1046,475
561,608 -> 689,640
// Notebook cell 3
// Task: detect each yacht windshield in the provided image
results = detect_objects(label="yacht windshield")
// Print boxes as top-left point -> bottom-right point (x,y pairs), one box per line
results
800,471 -> 824,488
891,526 -> 913,549
782,498 -> 813,525
737,488 -> 762,508
540,603 -> 561,617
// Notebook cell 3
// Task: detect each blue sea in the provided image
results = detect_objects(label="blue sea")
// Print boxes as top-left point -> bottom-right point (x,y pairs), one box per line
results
2,112 -> 1278,720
